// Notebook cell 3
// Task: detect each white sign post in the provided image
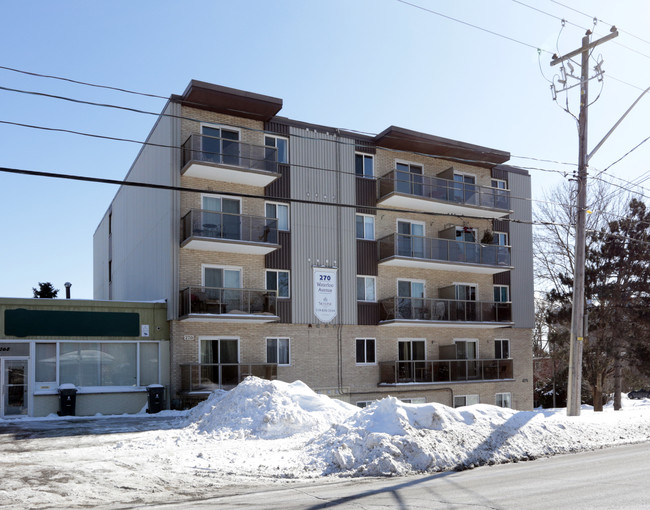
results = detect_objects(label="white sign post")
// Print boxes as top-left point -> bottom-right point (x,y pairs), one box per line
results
313,267 -> 337,323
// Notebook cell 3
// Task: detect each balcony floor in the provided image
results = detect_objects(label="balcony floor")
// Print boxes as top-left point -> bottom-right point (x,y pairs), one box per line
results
179,312 -> 280,323
378,193 -> 511,219
181,237 -> 280,255
379,319 -> 514,329
379,256 -> 512,275
181,161 -> 280,186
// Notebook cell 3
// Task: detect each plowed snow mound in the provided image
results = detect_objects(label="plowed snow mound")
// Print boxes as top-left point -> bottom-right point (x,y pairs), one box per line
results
187,377 -> 357,439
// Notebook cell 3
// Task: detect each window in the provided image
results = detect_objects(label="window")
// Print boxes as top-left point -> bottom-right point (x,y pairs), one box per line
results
139,343 -> 160,386
395,162 -> 423,194
266,202 -> 289,231
398,339 -> 426,361
204,266 -> 241,289
202,126 -> 240,165
357,276 -> 376,302
200,338 -> 239,364
496,392 -> 512,408
494,339 -> 510,359
265,135 -> 288,164
455,227 -> 477,243
397,280 -> 425,319
455,284 -> 477,301
491,178 -> 507,190
356,338 -> 376,364
356,400 -> 375,408
494,285 -> 510,302
454,395 -> 480,408
356,214 -> 375,240
355,153 -> 374,177
455,339 -> 478,359
397,220 -> 425,258
400,397 -> 426,404
266,270 -> 290,298
267,338 -> 290,365
203,266 -> 242,309
493,232 -> 508,246
35,343 -> 56,385
202,195 -> 241,240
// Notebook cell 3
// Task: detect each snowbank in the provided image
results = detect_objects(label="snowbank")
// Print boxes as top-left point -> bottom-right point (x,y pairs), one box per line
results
187,377 -> 357,439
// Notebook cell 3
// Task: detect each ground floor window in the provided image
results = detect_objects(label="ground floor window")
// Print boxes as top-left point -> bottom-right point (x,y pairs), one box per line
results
454,394 -> 479,408
400,397 -> 426,404
356,400 -> 375,408
266,338 -> 290,365
356,338 -> 376,365
34,341 -> 161,388
496,392 -> 512,408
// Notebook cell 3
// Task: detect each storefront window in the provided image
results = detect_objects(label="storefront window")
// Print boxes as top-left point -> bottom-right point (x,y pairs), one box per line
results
139,343 -> 159,386
35,343 -> 56,383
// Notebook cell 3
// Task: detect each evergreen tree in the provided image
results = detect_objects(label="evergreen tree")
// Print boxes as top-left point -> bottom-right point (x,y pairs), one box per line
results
33,282 -> 59,298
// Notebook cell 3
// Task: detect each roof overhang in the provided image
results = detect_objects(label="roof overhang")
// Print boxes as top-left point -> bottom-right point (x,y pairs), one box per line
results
374,126 -> 510,168
173,81 -> 283,122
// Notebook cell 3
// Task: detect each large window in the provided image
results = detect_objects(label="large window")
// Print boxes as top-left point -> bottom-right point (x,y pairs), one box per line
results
454,395 -> 479,408
357,276 -> 376,302
496,392 -> 512,408
355,153 -> 374,177
397,220 -> 425,258
266,270 -> 290,298
34,342 -> 159,388
202,126 -> 240,165
356,338 -> 376,365
266,338 -> 290,365
200,338 -> 239,364
493,232 -> 509,246
356,214 -> 375,240
455,339 -> 478,359
494,339 -> 510,359
265,135 -> 288,164
266,202 -> 289,231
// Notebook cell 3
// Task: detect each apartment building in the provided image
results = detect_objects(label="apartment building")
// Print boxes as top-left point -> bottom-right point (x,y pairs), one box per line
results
94,80 -> 534,410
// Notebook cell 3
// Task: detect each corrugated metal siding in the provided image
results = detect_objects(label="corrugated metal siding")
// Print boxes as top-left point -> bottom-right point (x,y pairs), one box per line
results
492,167 -> 509,182
493,219 -> 510,233
493,271 -> 511,285
265,231 -> 291,270
357,302 -> 380,325
265,120 -> 290,136
276,299 -> 292,323
265,163 -> 291,199
508,171 -> 534,328
356,176 -> 377,214
100,102 -> 179,318
355,139 -> 376,154
290,127 -> 356,324
357,240 -> 378,276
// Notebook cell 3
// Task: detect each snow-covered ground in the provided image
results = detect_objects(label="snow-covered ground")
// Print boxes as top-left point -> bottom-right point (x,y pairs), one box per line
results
2,377 -> 650,508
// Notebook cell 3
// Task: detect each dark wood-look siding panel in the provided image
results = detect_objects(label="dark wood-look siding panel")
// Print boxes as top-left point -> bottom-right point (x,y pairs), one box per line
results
265,164 -> 291,199
356,176 -> 377,214
355,140 -> 376,154
357,239 -> 378,276
492,167 -> 509,182
357,302 -> 380,325
493,271 -> 511,285
493,219 -> 510,233
265,231 -> 291,270
276,299 -> 292,323
264,121 -> 290,136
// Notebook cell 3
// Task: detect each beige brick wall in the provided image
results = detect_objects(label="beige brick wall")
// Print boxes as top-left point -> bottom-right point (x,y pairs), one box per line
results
180,106 -> 264,147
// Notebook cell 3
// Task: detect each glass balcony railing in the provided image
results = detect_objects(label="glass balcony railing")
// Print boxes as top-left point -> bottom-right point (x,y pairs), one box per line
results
378,234 -> 511,267
181,210 -> 278,245
378,358 -> 514,384
180,363 -> 278,392
378,170 -> 510,211
181,134 -> 279,173
379,297 -> 512,323
179,286 -> 278,317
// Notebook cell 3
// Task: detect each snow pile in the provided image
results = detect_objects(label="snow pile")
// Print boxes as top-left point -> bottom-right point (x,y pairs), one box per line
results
187,377 -> 357,439
308,395 -> 650,476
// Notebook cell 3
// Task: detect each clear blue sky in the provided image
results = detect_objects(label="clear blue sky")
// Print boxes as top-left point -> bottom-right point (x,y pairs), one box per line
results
1,0 -> 649,299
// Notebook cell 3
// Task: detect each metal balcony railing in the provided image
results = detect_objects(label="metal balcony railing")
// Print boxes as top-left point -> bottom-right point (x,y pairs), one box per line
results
179,286 -> 278,317
180,363 -> 278,392
378,170 -> 511,211
181,210 -> 278,245
379,297 -> 512,323
181,133 -> 279,173
378,358 -> 514,384
378,234 -> 511,267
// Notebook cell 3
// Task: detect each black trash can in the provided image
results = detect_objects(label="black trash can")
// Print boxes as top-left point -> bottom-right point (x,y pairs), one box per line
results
58,384 -> 78,416
146,384 -> 165,414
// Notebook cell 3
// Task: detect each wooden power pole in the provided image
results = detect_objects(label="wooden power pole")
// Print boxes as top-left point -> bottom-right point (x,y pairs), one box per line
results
551,28 -> 618,417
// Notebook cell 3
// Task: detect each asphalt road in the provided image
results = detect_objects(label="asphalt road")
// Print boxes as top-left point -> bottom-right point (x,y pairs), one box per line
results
143,442 -> 650,510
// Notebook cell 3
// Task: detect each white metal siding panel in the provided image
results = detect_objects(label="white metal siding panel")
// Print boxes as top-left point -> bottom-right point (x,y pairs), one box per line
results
93,214 -> 110,300
289,127 -> 356,324
509,171 -> 534,328
94,102 -> 179,317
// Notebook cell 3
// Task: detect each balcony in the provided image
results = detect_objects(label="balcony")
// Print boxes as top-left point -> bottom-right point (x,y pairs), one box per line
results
181,210 -> 280,255
378,358 -> 514,385
180,363 -> 278,392
379,297 -> 513,328
377,170 -> 511,218
378,234 -> 511,274
181,134 -> 281,186
179,286 -> 279,323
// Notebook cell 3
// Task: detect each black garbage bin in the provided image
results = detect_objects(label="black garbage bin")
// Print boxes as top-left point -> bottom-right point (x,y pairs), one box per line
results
146,384 -> 165,414
58,384 -> 78,416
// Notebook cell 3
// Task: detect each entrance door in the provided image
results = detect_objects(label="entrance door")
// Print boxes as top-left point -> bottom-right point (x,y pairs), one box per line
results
1,359 -> 28,417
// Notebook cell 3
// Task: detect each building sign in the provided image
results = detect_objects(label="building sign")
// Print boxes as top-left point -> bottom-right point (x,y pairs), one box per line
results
0,343 -> 30,356
313,267 -> 337,323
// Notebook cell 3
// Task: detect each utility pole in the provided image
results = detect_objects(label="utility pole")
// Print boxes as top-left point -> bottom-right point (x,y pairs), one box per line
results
551,28 -> 618,417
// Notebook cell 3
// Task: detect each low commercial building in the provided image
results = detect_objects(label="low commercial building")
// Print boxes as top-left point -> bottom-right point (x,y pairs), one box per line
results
0,298 -> 169,418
